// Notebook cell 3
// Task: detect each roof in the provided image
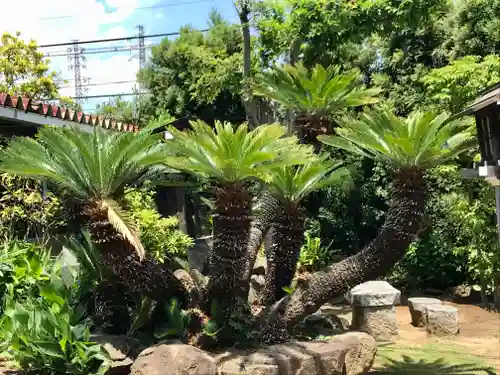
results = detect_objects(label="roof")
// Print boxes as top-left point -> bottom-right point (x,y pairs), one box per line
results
0,93 -> 139,133
455,81 -> 500,117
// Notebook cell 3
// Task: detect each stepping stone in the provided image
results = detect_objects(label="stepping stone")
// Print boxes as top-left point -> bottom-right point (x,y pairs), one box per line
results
408,297 -> 442,327
426,305 -> 459,336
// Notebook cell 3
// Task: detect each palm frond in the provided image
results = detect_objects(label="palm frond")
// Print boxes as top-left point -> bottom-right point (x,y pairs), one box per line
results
62,230 -> 104,281
319,108 -> 475,168
163,121 -> 314,183
253,63 -> 382,116
101,198 -> 145,260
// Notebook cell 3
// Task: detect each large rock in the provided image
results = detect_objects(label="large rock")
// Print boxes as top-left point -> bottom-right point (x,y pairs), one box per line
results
91,334 -> 143,375
407,297 -> 442,327
426,305 -> 459,336
131,343 -> 217,375
216,332 -> 376,375
248,274 -> 265,304
348,281 -> 400,341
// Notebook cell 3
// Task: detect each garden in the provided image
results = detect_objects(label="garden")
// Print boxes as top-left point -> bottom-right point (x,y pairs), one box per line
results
0,0 -> 500,374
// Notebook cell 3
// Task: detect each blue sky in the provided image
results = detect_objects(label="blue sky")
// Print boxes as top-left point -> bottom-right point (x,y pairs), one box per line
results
0,0 -> 239,115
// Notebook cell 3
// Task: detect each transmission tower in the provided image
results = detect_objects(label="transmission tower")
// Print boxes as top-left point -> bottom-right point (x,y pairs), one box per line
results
137,25 -> 146,69
67,40 -> 89,104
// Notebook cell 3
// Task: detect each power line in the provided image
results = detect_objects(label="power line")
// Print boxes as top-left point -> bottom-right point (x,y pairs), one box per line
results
44,45 -> 155,58
38,0 -> 218,21
70,92 -> 149,100
59,80 -> 137,88
39,29 -> 208,48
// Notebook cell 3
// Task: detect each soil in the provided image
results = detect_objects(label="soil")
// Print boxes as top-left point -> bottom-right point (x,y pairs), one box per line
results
386,301 -> 500,371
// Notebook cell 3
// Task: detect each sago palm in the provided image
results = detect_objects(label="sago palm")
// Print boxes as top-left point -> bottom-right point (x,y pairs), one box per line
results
253,63 -> 381,149
261,108 -> 475,342
259,157 -> 350,305
0,126 -> 187,302
163,120 -> 311,314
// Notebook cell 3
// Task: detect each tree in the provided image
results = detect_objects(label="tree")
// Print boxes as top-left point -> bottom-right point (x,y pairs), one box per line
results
258,157 -> 349,305
96,96 -> 135,123
138,12 -> 247,124
253,63 -> 381,149
0,32 -> 60,100
259,109 -> 474,343
162,121 -> 311,328
0,126 -> 187,303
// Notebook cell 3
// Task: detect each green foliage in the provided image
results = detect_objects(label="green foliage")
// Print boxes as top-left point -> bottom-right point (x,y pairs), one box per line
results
124,188 -> 194,261
0,32 -> 61,100
319,109 -> 474,168
164,121 -> 312,184
253,63 -> 381,116
0,173 -> 64,240
0,263 -> 111,375
95,95 -> 136,124
154,298 -> 190,340
297,231 -> 333,271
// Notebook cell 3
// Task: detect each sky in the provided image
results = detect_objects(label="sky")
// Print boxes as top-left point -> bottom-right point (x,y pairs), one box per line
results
0,0 -> 239,113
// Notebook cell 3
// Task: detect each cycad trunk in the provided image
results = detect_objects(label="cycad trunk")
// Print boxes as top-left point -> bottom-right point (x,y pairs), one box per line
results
260,168 -> 427,343
86,204 -> 188,305
259,206 -> 305,305
295,114 -> 332,152
205,183 -> 252,315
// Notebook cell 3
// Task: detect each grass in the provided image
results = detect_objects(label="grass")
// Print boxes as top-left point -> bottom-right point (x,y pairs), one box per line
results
372,343 -> 496,374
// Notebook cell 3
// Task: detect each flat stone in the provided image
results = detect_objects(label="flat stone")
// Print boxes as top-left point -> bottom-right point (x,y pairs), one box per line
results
426,305 -> 459,336
408,297 -> 442,327
91,334 -> 142,375
352,305 -> 398,341
329,332 -> 376,375
347,281 -> 401,307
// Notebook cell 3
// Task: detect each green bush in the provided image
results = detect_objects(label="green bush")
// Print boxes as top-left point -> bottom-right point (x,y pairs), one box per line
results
0,262 -> 111,375
123,187 -> 194,262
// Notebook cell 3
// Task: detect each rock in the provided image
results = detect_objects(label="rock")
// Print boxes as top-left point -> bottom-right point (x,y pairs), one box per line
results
407,297 -> 442,327
253,256 -> 267,276
91,335 -> 143,375
451,284 -> 482,303
347,281 -> 401,307
348,281 -> 400,341
294,312 -> 349,339
187,236 -> 212,274
215,332 -> 375,375
426,305 -> 459,336
248,274 -> 265,304
174,269 -> 196,292
131,344 -> 217,375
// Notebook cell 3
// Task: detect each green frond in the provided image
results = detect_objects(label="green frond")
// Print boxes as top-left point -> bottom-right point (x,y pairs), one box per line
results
0,126 -> 168,200
318,108 -> 475,169
253,63 -> 382,116
163,121 -> 313,183
101,198 -> 145,260
264,155 -> 351,203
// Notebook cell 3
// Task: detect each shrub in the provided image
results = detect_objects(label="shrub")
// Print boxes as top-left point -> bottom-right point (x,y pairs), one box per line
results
123,187 -> 194,262
0,262 -> 111,375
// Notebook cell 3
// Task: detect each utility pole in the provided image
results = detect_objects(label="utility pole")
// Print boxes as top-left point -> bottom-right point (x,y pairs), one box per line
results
67,40 -> 89,105
137,25 -> 146,70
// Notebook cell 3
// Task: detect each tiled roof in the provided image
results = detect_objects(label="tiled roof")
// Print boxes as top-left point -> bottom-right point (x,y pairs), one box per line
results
0,93 -> 139,133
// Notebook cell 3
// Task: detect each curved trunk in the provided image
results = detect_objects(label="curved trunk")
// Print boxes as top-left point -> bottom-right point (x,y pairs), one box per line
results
86,208 -> 188,305
259,207 -> 305,305
260,168 -> 427,343
205,183 -> 252,315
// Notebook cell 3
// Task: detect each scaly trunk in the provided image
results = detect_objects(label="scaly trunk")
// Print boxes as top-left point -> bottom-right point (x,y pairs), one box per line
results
259,205 -> 305,305
295,114 -> 333,152
86,204 -> 188,305
205,183 -> 252,315
260,168 -> 427,343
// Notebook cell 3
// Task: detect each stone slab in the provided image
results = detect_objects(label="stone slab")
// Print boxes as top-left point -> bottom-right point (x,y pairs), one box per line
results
426,305 -> 459,336
408,297 -> 442,327
347,281 -> 401,307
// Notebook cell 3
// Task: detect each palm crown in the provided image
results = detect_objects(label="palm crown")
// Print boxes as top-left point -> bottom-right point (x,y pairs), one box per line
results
264,156 -> 350,205
163,120 -> 313,183
252,63 -> 382,116
0,126 -> 168,258
318,109 -> 475,168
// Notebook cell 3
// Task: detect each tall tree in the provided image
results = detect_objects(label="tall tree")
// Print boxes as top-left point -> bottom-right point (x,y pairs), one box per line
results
260,109 -> 474,343
0,32 -> 60,100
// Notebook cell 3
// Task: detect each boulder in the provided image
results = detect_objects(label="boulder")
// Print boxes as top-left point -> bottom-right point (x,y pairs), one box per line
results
253,256 -> 267,276
348,281 -> 401,341
248,274 -> 266,304
91,334 -> 143,375
131,343 -> 217,375
215,332 -> 376,375
407,297 -> 442,327
187,236 -> 212,274
426,305 -> 459,336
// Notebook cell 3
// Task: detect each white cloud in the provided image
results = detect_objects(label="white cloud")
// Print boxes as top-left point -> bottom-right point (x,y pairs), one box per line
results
0,0 -> 150,112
